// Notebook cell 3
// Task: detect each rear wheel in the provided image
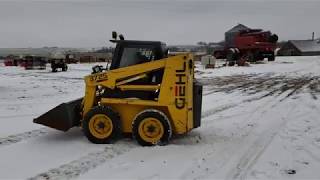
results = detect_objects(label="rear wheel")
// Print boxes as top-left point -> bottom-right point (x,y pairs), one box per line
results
247,51 -> 256,62
132,109 -> 172,146
82,106 -> 121,144
268,55 -> 275,61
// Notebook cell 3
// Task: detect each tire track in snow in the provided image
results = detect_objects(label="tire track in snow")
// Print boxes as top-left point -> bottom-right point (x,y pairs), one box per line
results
200,95 -> 266,119
227,99 -> 298,180
229,124 -> 285,180
201,104 -> 237,119
180,92 -> 283,180
28,143 -> 135,180
0,128 -> 49,147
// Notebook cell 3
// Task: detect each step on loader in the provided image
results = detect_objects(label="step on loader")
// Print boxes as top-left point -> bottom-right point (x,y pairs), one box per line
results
34,33 -> 203,146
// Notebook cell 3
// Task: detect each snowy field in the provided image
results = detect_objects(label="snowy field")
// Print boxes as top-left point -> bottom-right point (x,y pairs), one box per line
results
0,56 -> 320,180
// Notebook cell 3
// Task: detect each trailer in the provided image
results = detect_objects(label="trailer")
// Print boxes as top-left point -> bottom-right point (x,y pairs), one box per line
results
23,56 -> 47,70
4,55 -> 21,66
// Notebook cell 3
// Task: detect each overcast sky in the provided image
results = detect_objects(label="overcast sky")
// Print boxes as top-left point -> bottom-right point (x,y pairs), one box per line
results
0,0 -> 319,48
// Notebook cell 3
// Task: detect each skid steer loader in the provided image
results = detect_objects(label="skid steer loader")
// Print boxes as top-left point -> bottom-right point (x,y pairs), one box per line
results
34,34 -> 203,146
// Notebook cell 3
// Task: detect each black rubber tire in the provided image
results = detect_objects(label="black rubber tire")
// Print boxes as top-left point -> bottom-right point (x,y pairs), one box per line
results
62,66 -> 68,71
132,109 -> 172,146
82,106 -> 121,144
228,61 -> 235,66
226,52 -> 234,62
247,52 -> 256,62
268,55 -> 275,61
237,60 -> 246,66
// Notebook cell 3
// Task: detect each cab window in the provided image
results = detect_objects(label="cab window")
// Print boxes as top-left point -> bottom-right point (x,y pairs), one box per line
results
119,47 -> 155,68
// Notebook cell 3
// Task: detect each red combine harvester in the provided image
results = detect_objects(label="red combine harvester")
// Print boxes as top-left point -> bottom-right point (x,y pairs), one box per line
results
214,24 -> 278,66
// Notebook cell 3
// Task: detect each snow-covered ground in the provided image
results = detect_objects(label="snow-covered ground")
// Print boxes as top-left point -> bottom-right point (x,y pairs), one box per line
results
0,56 -> 319,180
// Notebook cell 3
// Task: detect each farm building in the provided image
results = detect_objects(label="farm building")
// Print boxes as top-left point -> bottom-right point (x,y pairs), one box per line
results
278,40 -> 320,56
73,52 -> 112,63
225,24 -> 251,47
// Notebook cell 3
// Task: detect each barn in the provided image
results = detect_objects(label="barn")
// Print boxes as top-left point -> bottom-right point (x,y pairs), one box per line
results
278,40 -> 320,56
225,24 -> 251,47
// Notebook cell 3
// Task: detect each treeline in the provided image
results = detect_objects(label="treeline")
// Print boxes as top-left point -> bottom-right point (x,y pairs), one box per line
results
94,47 -> 114,53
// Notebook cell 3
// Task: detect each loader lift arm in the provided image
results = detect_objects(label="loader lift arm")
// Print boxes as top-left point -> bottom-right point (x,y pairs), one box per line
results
82,58 -> 166,116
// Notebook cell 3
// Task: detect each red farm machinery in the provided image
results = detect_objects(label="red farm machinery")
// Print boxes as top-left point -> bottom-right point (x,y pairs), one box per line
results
214,24 -> 278,66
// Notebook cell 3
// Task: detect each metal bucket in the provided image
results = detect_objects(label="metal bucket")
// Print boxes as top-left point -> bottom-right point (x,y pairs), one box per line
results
33,98 -> 83,131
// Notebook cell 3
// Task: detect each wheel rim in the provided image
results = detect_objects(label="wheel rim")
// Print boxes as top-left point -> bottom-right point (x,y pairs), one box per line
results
138,118 -> 164,144
88,114 -> 113,139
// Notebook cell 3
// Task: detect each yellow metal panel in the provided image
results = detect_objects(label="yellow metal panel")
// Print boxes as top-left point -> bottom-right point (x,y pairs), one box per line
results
83,85 -> 96,117
116,74 -> 147,86
84,58 -> 166,89
101,98 -> 161,107
82,58 -> 166,118
156,54 -> 194,134
117,85 -> 160,91
108,104 -> 144,133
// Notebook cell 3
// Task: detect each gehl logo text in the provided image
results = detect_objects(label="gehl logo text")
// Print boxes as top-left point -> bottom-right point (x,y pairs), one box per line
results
175,62 -> 186,109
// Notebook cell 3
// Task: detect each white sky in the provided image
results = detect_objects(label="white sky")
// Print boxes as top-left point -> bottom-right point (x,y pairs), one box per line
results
0,0 -> 319,48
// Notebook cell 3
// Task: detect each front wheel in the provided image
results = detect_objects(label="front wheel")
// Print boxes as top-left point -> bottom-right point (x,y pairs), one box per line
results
132,109 -> 172,146
228,61 -> 235,66
82,106 -> 121,144
62,66 -> 68,71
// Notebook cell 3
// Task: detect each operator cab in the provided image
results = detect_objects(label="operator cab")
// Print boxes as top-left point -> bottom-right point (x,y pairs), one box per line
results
101,36 -> 168,100
110,40 -> 168,70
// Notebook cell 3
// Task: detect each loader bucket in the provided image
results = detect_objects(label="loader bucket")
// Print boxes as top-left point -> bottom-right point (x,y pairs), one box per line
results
33,98 -> 83,131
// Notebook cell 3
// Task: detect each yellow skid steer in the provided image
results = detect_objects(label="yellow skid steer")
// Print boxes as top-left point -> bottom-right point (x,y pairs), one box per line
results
34,36 -> 203,146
